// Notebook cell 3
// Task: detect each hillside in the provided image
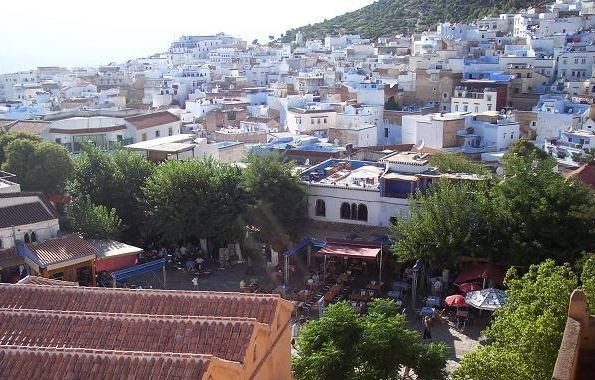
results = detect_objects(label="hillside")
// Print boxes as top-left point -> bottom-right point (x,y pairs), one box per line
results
283,0 -> 547,42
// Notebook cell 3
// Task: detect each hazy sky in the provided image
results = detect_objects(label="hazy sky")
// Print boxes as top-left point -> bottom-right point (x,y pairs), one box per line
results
0,0 -> 374,74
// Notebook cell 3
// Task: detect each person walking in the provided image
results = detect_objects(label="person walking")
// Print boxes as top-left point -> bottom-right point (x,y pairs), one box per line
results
423,315 -> 432,341
192,276 -> 199,290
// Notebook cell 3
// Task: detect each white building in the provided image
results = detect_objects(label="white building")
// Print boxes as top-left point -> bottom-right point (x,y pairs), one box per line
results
286,106 -> 336,135
451,87 -> 498,113
532,95 -> 590,143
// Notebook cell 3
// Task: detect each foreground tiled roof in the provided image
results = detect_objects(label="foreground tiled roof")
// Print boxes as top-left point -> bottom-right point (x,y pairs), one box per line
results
0,192 -> 58,219
6,120 -> 51,136
0,309 -> 255,363
0,202 -> 56,228
0,284 -> 281,324
0,346 -> 211,380
26,235 -> 97,267
124,111 -> 179,130
16,275 -> 79,286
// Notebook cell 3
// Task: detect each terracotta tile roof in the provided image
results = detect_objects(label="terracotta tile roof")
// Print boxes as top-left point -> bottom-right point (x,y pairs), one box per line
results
6,120 -> 51,136
0,192 -> 58,219
0,248 -> 23,269
0,202 -> 56,228
0,346 -> 211,380
565,163 -> 595,191
0,284 -> 280,324
16,275 -> 79,286
124,111 -> 180,130
0,309 -> 256,363
26,235 -> 97,267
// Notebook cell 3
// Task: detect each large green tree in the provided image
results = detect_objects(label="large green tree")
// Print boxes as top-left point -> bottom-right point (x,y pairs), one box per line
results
241,153 -> 307,250
0,131 -> 40,164
390,180 -> 496,268
2,138 -> 74,193
429,153 -> 489,175
143,158 -> 248,246
293,300 -> 448,380
66,195 -> 122,240
68,144 -> 154,240
453,260 -> 579,380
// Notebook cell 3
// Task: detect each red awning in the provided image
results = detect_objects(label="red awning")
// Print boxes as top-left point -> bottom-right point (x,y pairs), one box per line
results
316,241 -> 380,259
95,255 -> 137,272
454,263 -> 507,285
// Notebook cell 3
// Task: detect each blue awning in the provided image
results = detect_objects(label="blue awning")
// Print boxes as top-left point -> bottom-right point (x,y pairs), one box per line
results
284,237 -> 312,257
111,258 -> 166,282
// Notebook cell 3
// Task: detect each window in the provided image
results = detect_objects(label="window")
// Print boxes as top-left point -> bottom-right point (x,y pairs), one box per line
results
323,118 -> 327,124
357,204 -> 368,221
351,203 -> 358,220
0,239 -> 3,249
168,127 -> 173,136
24,233 -> 30,243
155,130 -> 160,138
454,105 -> 459,111
311,119 -> 314,125
384,128 -> 389,138
487,104 -> 493,110
141,133 -> 147,141
55,138 -> 61,144
30,232 -> 37,242
340,202 -> 351,219
463,105 -> 468,112
315,199 -> 326,217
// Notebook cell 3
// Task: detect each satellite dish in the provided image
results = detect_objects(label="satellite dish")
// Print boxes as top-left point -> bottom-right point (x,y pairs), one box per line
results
304,158 -> 310,166
496,166 -> 504,176
415,139 -> 425,151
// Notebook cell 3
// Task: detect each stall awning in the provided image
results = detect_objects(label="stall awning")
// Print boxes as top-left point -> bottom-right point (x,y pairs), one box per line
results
111,258 -> 166,282
316,241 -> 380,259
454,262 -> 507,285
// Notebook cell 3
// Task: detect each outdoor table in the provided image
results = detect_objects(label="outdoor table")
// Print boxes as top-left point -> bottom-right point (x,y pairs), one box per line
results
387,290 -> 401,299
420,307 -> 436,317
350,293 -> 372,302
426,296 -> 441,307
366,282 -> 383,291
456,310 -> 470,318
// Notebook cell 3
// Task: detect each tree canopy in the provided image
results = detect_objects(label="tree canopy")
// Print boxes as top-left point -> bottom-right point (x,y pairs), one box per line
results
453,260 -> 579,380
66,195 -> 122,240
2,136 -> 74,194
391,144 -> 595,268
293,300 -> 448,380
429,153 -> 489,175
68,144 -> 154,240
241,153 -> 307,250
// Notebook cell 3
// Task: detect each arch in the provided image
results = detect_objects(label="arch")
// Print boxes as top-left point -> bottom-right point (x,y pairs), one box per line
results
315,199 -> 326,217
351,203 -> 358,220
23,233 -> 30,243
357,204 -> 368,221
30,231 -> 37,242
340,202 -> 351,219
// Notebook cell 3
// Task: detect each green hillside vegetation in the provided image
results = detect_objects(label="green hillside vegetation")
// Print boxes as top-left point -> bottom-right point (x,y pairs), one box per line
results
283,0 -> 547,42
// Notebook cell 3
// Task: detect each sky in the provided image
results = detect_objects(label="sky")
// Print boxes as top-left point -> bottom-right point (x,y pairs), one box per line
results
0,0 -> 374,74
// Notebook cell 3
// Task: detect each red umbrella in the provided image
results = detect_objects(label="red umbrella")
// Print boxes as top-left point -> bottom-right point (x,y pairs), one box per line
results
445,294 -> 467,307
458,282 -> 481,294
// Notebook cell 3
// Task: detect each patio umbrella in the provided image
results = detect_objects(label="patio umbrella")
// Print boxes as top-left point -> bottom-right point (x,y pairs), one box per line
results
445,294 -> 467,307
465,288 -> 506,311
457,282 -> 481,294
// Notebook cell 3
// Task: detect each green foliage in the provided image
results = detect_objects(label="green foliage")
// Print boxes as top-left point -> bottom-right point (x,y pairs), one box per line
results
430,153 -> 489,175
2,137 -> 74,193
581,256 -> 595,312
68,144 -> 154,239
142,158 -> 248,246
384,96 -> 402,111
293,300 -> 448,380
390,180 -> 495,268
282,0 -> 545,42
391,149 -> 595,268
66,195 -> 122,240
0,131 -> 41,164
453,260 -> 578,380
241,153 -> 307,249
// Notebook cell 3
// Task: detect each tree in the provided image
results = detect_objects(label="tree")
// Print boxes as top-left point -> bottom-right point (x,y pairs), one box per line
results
68,144 -> 154,240
66,195 -> 122,240
241,153 -> 307,250
2,138 -> 74,194
293,300 -> 448,380
581,256 -> 595,312
143,158 -> 248,246
390,180 -> 495,268
0,131 -> 41,164
429,153 -> 489,175
384,96 -> 402,111
453,260 -> 578,380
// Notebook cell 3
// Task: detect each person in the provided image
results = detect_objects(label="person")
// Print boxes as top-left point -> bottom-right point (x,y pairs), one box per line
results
195,256 -> 205,270
423,315 -> 432,340
192,276 -> 199,290
180,245 -> 187,258
432,280 -> 443,296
